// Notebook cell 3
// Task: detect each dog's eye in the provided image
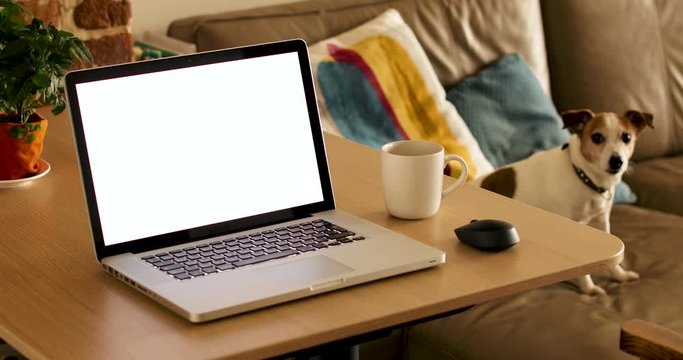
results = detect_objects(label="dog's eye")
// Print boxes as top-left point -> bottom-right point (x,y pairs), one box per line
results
591,133 -> 605,144
622,133 -> 632,144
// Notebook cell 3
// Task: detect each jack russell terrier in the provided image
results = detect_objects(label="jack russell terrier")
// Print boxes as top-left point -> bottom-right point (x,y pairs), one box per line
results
475,109 -> 653,295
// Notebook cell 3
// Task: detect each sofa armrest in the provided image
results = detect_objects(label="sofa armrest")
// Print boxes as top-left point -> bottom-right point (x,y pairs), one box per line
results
620,319 -> 683,359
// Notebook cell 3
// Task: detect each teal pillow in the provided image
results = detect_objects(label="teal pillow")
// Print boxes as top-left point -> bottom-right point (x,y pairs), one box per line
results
446,53 -> 567,168
446,53 -> 636,204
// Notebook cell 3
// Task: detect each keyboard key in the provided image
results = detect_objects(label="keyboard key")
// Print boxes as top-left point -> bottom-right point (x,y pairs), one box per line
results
155,260 -> 174,268
184,265 -> 200,272
168,268 -> 186,275
174,272 -> 192,280
217,263 -> 235,271
145,257 -> 162,264
202,266 -> 217,274
233,249 -> 297,267
329,231 -> 355,240
160,263 -> 184,272
188,270 -> 204,277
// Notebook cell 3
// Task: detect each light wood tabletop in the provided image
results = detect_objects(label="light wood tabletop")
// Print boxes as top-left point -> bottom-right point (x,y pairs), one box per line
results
0,109 -> 624,359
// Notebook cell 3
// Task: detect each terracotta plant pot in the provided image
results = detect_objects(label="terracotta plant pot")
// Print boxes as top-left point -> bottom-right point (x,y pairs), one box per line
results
0,113 -> 48,180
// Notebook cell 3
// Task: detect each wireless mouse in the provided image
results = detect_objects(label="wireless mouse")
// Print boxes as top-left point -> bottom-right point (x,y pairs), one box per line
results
454,219 -> 520,252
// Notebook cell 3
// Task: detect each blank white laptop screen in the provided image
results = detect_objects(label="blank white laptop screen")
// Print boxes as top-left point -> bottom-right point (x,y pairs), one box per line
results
75,52 -> 324,246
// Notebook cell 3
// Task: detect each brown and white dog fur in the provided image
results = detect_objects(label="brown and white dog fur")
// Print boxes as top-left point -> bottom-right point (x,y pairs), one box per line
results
475,109 -> 654,295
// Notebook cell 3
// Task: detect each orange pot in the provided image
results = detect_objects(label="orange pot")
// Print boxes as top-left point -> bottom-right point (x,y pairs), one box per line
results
0,113 -> 48,180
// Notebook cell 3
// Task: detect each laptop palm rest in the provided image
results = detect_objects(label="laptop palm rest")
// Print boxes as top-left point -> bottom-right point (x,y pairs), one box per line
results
256,255 -> 352,288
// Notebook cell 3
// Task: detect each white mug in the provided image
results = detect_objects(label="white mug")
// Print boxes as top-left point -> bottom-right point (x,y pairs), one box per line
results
381,140 -> 468,219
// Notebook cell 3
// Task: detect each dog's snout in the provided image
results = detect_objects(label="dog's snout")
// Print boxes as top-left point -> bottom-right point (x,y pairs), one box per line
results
609,155 -> 623,171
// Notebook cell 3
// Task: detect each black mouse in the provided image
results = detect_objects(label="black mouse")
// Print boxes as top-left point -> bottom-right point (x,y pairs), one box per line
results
454,219 -> 520,252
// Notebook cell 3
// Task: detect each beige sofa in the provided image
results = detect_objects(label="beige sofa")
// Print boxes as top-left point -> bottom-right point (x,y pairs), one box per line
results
169,0 -> 683,358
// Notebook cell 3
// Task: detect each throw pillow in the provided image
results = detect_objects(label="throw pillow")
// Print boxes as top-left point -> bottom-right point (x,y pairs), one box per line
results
445,53 -> 636,203
446,53 -> 567,168
308,9 -> 493,180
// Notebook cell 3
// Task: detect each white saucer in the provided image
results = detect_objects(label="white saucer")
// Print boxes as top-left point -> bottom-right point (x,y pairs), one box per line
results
0,159 -> 51,188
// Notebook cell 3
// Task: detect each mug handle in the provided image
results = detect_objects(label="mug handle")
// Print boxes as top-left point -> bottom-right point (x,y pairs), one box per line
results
442,155 -> 468,198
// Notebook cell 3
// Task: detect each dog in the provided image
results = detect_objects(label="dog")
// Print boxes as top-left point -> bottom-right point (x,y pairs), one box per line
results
474,109 -> 653,295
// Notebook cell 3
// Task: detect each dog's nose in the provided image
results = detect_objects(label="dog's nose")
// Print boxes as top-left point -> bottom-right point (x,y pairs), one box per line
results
609,156 -> 623,171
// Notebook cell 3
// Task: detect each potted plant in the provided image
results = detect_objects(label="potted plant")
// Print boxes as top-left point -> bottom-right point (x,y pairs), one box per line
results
0,0 -> 91,180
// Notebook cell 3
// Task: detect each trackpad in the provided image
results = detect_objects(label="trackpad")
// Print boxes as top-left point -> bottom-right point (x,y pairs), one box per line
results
257,256 -> 353,287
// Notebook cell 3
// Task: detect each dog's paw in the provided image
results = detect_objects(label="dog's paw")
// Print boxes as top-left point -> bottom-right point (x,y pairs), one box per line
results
610,265 -> 640,282
580,284 -> 607,296
576,275 -> 607,295
617,270 -> 640,282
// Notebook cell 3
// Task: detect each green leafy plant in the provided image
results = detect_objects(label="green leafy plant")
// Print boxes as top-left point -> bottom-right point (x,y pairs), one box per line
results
0,0 -> 92,141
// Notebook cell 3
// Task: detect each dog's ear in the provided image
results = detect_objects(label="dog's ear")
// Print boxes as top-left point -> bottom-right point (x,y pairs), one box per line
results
625,110 -> 654,133
561,109 -> 595,134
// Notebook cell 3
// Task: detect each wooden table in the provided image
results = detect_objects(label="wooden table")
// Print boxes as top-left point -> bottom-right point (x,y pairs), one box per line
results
0,110 -> 624,359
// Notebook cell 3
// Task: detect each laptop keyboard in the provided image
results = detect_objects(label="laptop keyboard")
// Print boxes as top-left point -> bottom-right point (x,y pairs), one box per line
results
141,219 -> 365,280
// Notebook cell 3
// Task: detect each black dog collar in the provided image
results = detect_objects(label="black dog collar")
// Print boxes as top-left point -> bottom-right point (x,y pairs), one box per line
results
564,143 -> 608,194
573,165 -> 608,194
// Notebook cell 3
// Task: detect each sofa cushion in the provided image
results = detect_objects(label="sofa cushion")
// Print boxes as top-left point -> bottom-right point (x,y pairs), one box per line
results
308,9 -> 493,180
406,204 -> 683,359
624,154 -> 683,216
542,0 -> 683,160
168,0 -> 551,93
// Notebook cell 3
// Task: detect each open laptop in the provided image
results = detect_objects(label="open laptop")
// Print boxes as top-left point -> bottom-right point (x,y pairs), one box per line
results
65,39 -> 445,323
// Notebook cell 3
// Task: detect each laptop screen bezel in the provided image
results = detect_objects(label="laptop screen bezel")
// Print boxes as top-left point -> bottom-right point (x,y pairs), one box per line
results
65,39 -> 336,261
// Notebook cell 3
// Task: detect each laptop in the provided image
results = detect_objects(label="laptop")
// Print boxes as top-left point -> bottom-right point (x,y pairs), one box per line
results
65,39 -> 445,323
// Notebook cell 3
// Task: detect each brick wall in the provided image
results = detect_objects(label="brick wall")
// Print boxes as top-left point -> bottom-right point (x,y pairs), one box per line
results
19,0 -> 134,66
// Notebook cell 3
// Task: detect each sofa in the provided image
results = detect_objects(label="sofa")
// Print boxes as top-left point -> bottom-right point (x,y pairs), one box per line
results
168,0 -> 683,358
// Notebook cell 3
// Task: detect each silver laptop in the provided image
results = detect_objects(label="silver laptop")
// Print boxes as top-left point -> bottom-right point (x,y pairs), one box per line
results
65,39 -> 445,323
